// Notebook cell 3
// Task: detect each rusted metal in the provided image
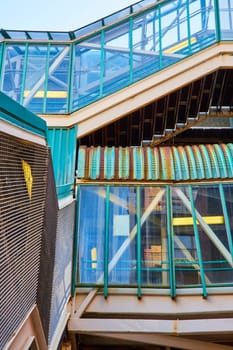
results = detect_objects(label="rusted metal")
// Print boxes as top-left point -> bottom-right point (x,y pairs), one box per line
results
77,144 -> 233,181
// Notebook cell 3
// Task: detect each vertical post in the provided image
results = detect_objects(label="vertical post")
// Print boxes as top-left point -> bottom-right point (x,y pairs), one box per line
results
214,0 -> 221,41
104,185 -> 110,298
129,16 -> 133,84
137,186 -> 142,299
0,42 -> 5,90
158,4 -> 163,69
71,184 -> 80,296
100,30 -> 105,98
200,0 -> 207,30
166,186 -> 176,298
67,43 -> 75,114
20,42 -> 28,106
188,185 -> 207,298
43,42 -> 51,113
186,0 -> 192,54
219,184 -> 233,262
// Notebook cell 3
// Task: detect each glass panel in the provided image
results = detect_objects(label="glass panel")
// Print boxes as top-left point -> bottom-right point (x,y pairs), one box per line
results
74,21 -> 103,39
103,23 -> 131,96
104,8 -> 131,25
77,186 -> 105,284
172,186 -> 201,287
132,9 -> 161,82
49,32 -> 71,40
219,0 -> 233,39
6,31 -> 27,39
108,186 -> 137,285
140,187 -> 169,287
189,0 -> 216,52
23,44 -> 48,113
194,185 -> 233,285
132,0 -> 156,12
1,44 -> 26,103
72,34 -> 101,109
28,32 -> 49,40
160,1 -> 188,67
45,45 -> 70,113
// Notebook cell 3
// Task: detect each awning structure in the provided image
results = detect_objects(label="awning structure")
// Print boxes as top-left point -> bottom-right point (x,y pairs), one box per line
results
77,143 -> 233,181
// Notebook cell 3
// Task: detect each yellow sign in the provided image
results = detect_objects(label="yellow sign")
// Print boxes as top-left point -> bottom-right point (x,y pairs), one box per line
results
22,159 -> 33,200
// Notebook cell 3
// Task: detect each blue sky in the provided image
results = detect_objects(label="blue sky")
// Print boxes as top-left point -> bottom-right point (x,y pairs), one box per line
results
0,0 -> 137,31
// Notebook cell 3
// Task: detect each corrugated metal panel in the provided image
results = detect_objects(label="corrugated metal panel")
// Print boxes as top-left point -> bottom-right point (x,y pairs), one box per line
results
77,144 -> 233,181
47,126 -> 77,198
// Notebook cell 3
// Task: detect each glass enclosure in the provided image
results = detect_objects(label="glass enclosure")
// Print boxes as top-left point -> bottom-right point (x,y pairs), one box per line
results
0,0 -> 230,114
76,183 -> 233,295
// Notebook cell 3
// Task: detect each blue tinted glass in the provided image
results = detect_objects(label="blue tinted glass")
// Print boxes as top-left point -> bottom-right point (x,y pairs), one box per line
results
28,32 -> 50,40
78,186 -> 106,284
50,32 -> 71,40
103,23 -> 131,96
23,44 -> 48,113
2,44 -> 26,103
108,186 -> 137,285
45,45 -> 70,113
72,36 -> 101,109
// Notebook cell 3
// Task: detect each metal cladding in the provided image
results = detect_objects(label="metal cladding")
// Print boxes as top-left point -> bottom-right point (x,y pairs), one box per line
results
77,144 -> 233,181
0,131 -> 48,349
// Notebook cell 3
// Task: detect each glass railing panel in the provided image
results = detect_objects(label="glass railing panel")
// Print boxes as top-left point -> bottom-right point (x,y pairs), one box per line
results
45,45 -> 70,113
0,0 -> 228,114
74,21 -> 103,39
77,186 -> 106,284
108,186 -> 137,286
140,187 -> 169,287
189,0 -> 216,53
103,8 -> 132,26
132,0 -> 156,12
132,9 -> 162,82
219,0 -> 233,40
72,34 -> 102,110
160,0 -> 190,68
23,44 -> 48,113
103,22 -> 131,96
1,44 -> 26,104
172,186 -> 202,287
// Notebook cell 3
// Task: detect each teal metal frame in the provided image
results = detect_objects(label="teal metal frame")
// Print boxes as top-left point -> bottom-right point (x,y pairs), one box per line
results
0,0 -> 228,115
188,185 -> 207,298
75,182 -> 233,296
47,125 -> 77,199
0,91 -> 47,137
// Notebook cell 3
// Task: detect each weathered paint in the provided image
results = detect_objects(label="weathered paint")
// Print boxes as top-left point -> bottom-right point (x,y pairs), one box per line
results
47,125 -> 77,198
77,143 -> 233,181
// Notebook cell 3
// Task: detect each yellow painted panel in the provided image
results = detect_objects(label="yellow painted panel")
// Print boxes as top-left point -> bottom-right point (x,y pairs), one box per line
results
24,90 -> 67,98
21,159 -> 33,200
173,216 -> 224,226
91,247 -> 97,269
165,37 -> 197,54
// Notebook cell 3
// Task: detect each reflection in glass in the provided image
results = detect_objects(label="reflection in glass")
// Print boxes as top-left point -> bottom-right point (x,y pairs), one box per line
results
108,186 -> 137,285
76,183 -> 233,290
77,186 -> 105,284
173,186 -> 200,286
140,187 -> 169,287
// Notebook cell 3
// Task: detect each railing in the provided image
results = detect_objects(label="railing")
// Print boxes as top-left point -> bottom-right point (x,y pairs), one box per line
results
0,0 -> 232,115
